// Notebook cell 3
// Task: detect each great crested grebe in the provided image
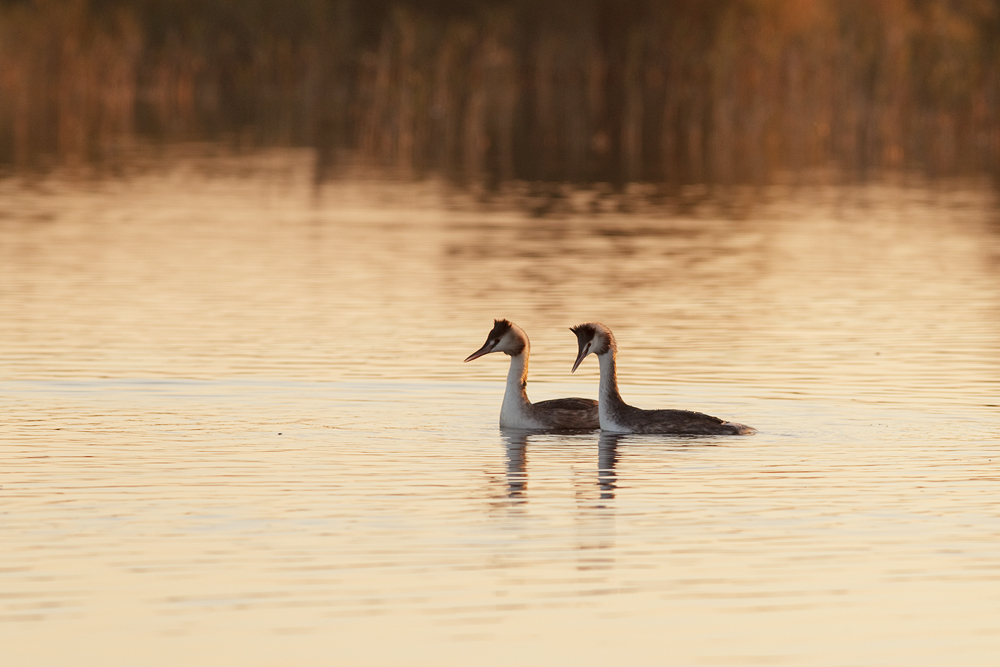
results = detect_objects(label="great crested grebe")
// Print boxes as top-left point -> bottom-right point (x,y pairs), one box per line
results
466,319 -> 599,430
570,322 -> 755,435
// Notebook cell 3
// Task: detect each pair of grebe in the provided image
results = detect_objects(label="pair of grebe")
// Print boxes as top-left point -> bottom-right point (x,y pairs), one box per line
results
465,319 -> 754,435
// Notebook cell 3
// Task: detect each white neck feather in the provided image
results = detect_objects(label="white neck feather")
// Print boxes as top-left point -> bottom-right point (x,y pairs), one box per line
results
597,351 -> 629,432
499,351 -> 542,429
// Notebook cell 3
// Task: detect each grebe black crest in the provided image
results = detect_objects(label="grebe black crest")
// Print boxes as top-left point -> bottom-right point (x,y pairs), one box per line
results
466,320 -> 599,430
571,322 -> 755,436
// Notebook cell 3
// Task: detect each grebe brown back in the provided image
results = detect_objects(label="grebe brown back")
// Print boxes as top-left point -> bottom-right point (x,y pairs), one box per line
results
466,319 -> 599,430
570,322 -> 754,435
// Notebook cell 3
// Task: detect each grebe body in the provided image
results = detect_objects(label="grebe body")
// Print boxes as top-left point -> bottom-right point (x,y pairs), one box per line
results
466,319 -> 599,430
570,322 -> 754,436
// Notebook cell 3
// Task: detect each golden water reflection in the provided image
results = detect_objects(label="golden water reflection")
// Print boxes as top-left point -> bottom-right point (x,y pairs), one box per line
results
1,172 -> 997,411
1,169 -> 1000,665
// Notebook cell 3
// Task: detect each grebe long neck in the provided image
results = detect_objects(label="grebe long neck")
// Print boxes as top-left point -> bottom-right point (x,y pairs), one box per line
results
597,350 -> 623,404
502,330 -> 532,416
597,349 -> 629,429
505,350 -> 530,403
498,348 -> 545,429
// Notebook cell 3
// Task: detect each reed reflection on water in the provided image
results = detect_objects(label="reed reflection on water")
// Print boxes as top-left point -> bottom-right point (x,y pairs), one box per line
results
1,164 -> 1000,665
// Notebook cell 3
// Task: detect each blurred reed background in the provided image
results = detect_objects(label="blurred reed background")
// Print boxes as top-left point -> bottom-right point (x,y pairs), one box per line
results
0,0 -> 998,187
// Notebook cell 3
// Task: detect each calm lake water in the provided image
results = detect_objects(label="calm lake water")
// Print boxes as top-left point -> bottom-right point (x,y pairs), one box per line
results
2,159 -> 1000,665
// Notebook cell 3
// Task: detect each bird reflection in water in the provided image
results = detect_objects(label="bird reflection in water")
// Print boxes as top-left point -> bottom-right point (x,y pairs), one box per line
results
497,429 -> 621,505
597,432 -> 622,504
501,429 -> 529,503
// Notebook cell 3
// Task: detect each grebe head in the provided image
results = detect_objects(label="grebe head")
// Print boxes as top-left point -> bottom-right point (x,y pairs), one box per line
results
464,319 -> 527,362
570,322 -> 616,372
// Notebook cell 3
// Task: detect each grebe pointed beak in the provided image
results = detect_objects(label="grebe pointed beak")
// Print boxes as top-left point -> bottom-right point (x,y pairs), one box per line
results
464,340 -> 495,363
571,341 -> 591,373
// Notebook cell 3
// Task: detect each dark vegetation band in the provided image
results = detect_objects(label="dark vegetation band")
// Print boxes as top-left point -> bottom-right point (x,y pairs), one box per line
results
1,0 -> 998,184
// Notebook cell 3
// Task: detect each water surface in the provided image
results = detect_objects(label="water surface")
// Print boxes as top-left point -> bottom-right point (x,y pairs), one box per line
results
2,169 -> 1000,665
